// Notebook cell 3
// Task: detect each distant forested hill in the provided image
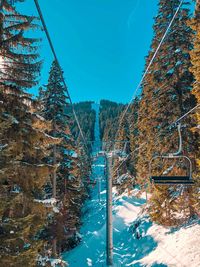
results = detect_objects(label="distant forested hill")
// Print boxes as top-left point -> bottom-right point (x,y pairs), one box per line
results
99,100 -> 125,143
67,99 -> 128,150
66,101 -> 96,144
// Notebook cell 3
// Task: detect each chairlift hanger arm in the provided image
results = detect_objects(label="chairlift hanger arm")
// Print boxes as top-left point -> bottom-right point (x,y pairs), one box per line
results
171,123 -> 182,156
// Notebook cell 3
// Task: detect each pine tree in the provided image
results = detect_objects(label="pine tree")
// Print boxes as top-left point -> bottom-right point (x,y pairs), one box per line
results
0,85 -> 61,266
136,0 -> 198,225
99,100 -> 125,146
0,0 -> 41,89
65,101 -> 96,149
188,0 -> 200,216
112,117 -> 130,193
128,98 -> 140,180
189,0 -> 200,163
40,60 -> 86,254
0,2 -> 61,266
113,99 -> 139,194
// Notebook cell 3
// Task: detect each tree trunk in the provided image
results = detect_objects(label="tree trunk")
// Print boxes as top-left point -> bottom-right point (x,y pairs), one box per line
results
53,144 -> 57,198
0,2 -> 4,44
52,238 -> 57,257
187,187 -> 195,218
22,193 -> 25,216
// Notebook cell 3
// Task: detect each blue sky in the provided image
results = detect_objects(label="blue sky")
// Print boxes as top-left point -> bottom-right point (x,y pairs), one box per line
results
17,0 -> 158,103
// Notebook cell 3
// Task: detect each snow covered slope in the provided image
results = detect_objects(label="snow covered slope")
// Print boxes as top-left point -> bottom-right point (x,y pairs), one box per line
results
135,220 -> 200,267
63,185 -> 200,267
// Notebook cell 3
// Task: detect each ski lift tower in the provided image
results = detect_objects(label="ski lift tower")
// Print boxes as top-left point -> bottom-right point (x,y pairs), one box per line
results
105,154 -> 113,266
105,141 -> 129,266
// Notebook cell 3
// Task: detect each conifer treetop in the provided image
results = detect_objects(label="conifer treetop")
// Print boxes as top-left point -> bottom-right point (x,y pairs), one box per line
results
0,0 -> 41,90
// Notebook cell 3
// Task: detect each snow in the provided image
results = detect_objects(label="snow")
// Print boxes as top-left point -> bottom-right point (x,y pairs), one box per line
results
3,113 -> 19,124
33,113 -> 45,121
92,164 -> 105,168
37,255 -> 68,267
87,258 -> 93,266
53,206 -> 60,213
11,185 -> 21,193
50,258 -> 68,267
35,198 -> 61,213
69,174 -> 76,180
106,150 -> 127,159
175,60 -> 182,67
116,173 -> 132,184
71,152 -> 78,158
23,243 -> 31,249
162,164 -> 174,175
63,182 -> 200,266
114,194 -> 141,225
34,198 -> 59,212
34,198 -> 57,205
62,181 -> 148,266
132,222 -> 200,267
175,48 -> 181,53
64,149 -> 78,158
0,144 -> 8,151
167,68 -> 174,75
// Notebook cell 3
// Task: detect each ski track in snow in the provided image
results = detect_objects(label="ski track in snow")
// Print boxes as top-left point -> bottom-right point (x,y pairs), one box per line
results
62,103 -> 200,267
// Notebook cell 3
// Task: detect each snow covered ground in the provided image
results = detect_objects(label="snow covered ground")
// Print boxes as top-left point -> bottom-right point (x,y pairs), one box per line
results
63,183 -> 200,267
135,220 -> 200,267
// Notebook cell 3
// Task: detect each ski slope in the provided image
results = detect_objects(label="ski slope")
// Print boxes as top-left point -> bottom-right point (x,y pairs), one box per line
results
63,181 -> 200,267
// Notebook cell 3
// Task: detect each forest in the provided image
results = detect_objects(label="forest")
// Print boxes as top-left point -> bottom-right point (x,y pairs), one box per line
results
99,100 -> 125,143
0,0 -> 199,266
65,101 -> 96,151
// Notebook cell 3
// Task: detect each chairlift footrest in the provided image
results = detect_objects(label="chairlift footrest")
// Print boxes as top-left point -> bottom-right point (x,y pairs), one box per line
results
150,176 -> 194,185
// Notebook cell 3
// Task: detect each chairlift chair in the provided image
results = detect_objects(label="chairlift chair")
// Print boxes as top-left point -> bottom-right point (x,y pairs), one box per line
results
149,124 -> 194,185
88,179 -> 97,186
98,151 -> 105,156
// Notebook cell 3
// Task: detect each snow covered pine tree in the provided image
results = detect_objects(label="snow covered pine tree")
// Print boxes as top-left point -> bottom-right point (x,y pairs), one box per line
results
0,1 -> 61,266
39,60 -> 87,255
